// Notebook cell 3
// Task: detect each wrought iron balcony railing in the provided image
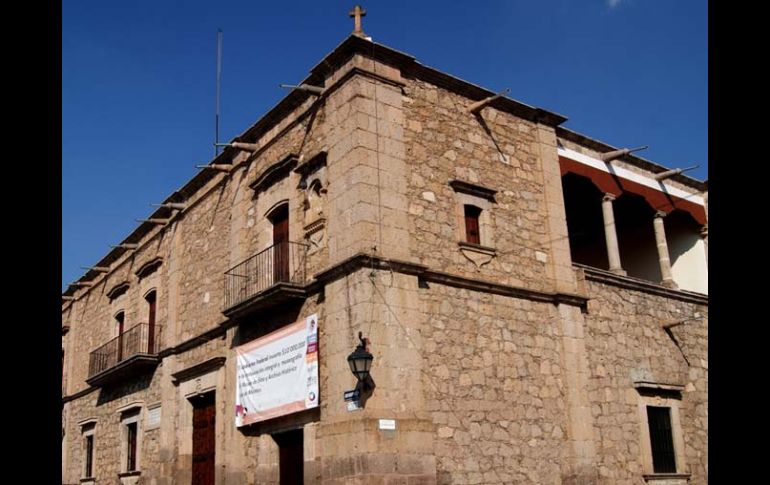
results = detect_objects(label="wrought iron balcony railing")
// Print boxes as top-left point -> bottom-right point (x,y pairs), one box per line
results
87,323 -> 160,382
224,241 -> 308,313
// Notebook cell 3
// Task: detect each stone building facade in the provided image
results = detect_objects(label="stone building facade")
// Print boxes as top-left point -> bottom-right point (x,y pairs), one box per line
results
62,33 -> 708,485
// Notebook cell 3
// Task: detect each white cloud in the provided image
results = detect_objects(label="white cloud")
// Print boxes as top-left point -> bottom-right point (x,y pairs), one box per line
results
607,0 -> 622,7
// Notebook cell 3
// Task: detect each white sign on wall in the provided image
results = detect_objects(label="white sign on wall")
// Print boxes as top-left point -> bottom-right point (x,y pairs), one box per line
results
235,314 -> 319,427
146,405 -> 161,429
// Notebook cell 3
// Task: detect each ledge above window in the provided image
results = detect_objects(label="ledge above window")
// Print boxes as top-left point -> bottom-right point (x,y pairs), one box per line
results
449,180 -> 497,202
106,281 -> 130,300
633,381 -> 685,392
250,153 -> 299,194
135,257 -> 163,279
633,381 -> 685,399
293,150 -> 327,179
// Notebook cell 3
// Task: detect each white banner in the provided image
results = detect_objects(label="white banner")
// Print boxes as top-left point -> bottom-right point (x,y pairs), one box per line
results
235,314 -> 319,426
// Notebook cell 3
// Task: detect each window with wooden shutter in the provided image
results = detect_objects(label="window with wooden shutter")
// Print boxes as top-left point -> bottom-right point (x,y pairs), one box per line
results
146,291 -> 156,353
115,311 -> 125,361
464,205 -> 482,244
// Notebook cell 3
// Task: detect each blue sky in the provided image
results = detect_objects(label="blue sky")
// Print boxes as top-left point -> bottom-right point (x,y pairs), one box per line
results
62,0 -> 707,290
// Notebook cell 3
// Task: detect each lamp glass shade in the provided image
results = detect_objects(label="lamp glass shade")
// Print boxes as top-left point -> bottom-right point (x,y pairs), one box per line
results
347,346 -> 373,381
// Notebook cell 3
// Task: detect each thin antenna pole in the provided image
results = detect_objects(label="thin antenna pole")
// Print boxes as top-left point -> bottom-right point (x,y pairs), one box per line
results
215,28 -> 223,157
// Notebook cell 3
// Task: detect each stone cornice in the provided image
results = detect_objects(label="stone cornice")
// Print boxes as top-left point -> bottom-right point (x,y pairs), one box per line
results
64,256 -> 707,404
575,263 -> 708,305
312,252 -> 588,308
308,36 -> 568,127
313,253 -> 429,284
62,385 -> 98,404
425,268 -> 586,308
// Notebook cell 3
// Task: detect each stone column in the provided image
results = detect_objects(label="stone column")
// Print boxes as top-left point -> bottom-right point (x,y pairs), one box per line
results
601,194 -> 626,275
653,211 -> 677,289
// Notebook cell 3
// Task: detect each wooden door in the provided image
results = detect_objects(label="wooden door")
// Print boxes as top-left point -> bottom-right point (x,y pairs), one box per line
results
192,393 -> 216,485
146,291 -> 156,353
272,205 -> 290,283
116,312 -> 125,362
274,428 -> 304,485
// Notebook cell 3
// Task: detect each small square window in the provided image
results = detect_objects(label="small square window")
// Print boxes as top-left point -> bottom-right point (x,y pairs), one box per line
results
450,179 -> 497,251
464,205 -> 482,244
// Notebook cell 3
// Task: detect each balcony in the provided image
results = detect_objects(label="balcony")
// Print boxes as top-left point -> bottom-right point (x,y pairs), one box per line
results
223,241 -> 308,319
87,323 -> 161,387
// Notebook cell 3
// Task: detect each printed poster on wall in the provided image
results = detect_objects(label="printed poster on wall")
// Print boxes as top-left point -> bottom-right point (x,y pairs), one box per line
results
235,314 -> 319,427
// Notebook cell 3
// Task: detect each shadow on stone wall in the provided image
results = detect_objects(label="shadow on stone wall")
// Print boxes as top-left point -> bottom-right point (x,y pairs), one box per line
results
239,407 -> 320,437
231,301 -> 304,348
95,370 -> 155,405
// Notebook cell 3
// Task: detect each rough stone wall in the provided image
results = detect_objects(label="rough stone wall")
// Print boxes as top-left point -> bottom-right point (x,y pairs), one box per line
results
63,371 -> 163,483
240,116 -> 329,275
317,269 -> 436,484
65,226 -> 173,395
174,178 -> 235,338
581,278 -> 708,484
62,44 -> 708,485
419,283 -> 570,484
403,79 -> 553,293
62,92 -> 336,483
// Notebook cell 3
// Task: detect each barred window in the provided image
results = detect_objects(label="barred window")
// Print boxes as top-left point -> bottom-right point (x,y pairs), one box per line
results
647,406 -> 676,473
81,423 -> 96,478
126,421 -> 138,471
85,434 -> 94,477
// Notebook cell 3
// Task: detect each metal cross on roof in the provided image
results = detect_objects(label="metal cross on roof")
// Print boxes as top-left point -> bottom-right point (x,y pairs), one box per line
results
349,5 -> 367,36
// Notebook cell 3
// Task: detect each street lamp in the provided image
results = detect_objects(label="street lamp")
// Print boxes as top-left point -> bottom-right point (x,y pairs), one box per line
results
347,332 -> 373,386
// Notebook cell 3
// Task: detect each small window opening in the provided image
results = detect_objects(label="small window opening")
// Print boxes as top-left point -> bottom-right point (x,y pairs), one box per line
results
647,406 -> 677,473
464,205 -> 482,244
